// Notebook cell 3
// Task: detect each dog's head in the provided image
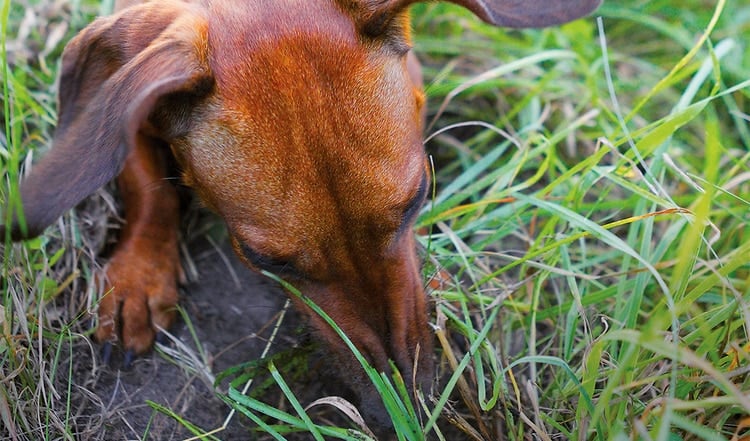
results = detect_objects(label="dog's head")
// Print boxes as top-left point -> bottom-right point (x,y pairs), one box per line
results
190,3 -> 435,418
2,0 -> 599,427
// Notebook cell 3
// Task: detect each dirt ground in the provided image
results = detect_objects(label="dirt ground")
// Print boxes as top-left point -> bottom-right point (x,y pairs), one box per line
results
61,233 -> 343,440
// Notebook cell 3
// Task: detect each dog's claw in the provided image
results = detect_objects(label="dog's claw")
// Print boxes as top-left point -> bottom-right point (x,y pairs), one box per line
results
123,349 -> 136,369
101,342 -> 113,365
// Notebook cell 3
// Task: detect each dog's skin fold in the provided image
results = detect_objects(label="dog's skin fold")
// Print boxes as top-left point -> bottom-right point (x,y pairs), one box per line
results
1,0 -> 600,430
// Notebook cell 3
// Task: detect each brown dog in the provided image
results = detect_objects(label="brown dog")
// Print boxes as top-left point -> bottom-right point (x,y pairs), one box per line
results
2,0 -> 599,429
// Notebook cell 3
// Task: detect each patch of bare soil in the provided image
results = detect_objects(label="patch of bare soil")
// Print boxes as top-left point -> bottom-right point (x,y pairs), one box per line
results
60,234 -> 329,440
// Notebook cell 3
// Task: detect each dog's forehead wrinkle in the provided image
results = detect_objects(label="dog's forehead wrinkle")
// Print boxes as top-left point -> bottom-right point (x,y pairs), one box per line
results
206,0 -> 358,65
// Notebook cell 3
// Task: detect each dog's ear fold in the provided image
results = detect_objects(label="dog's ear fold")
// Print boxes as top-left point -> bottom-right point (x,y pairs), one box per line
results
4,1 -> 213,239
440,0 -> 601,28
359,0 -> 601,36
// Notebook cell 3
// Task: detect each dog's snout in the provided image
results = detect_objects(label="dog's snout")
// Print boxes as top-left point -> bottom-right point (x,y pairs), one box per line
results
287,243 -> 434,402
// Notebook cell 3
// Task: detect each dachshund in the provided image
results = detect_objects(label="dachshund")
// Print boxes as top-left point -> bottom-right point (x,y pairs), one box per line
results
2,0 -> 600,429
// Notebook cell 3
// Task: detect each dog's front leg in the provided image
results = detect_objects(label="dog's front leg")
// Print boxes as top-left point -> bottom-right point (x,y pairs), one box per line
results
96,134 -> 181,363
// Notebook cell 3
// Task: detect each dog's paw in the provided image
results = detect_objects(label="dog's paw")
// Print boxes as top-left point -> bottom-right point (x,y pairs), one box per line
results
94,246 -> 180,363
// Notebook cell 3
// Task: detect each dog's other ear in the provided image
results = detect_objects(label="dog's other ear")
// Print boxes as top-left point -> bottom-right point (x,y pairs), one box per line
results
3,0 -> 212,239
358,0 -> 601,36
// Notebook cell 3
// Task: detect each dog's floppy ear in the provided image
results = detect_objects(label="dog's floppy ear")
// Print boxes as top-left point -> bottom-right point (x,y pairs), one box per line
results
359,0 -> 601,36
3,1 -> 212,239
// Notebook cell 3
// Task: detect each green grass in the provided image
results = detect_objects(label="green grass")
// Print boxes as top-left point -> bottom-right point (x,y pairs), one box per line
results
2,0 -> 750,440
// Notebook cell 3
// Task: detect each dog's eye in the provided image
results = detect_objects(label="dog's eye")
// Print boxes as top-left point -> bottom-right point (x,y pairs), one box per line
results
239,243 -> 297,276
400,173 -> 428,227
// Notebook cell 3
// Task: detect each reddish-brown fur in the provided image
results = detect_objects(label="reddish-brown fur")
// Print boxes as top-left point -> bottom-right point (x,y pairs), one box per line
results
2,0 -> 599,429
